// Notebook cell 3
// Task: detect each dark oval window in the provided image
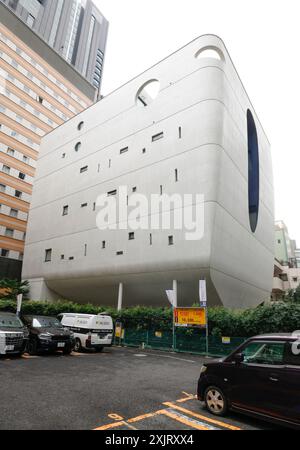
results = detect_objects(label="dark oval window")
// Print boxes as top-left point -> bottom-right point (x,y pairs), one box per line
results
247,109 -> 259,233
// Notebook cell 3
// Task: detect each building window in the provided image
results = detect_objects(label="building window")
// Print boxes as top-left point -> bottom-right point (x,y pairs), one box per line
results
5,228 -> 14,238
7,148 -> 15,156
116,251 -> 124,256
15,190 -> 22,198
175,169 -> 178,182
150,234 -> 153,245
23,155 -> 29,164
132,187 -> 137,193
160,185 -> 163,195
120,147 -> 129,155
19,173 -> 26,180
129,232 -> 135,240
168,236 -> 174,246
62,153 -> 66,159
1,249 -> 9,258
63,205 -> 69,216
78,121 -> 84,131
26,14 -> 35,27
10,209 -> 18,218
0,184 -> 6,193
102,241 -> 106,249
277,240 -> 281,244
247,109 -> 260,233
293,277 -> 298,283
75,142 -> 82,152
38,96 -> 43,104
84,244 -> 87,257
45,249 -> 52,262
61,255 -> 65,260
179,127 -> 182,139
80,166 -> 88,173
152,132 -> 164,142
142,148 -> 146,154
81,203 -> 88,208
2,165 -> 10,174
107,190 -> 117,196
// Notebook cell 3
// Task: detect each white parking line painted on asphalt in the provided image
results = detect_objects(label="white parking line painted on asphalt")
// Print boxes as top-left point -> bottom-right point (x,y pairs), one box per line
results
147,353 -> 196,363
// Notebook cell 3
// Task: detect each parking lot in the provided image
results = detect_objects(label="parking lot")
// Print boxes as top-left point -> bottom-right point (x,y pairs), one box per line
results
0,346 -> 283,430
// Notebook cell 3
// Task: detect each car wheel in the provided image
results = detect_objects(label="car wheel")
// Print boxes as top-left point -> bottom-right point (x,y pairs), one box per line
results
74,338 -> 82,352
27,339 -> 38,356
204,386 -> 228,416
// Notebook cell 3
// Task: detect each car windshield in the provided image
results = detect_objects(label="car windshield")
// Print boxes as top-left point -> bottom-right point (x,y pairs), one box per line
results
31,317 -> 62,328
0,315 -> 23,329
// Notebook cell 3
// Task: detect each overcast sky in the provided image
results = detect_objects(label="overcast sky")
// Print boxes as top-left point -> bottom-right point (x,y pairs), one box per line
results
95,0 -> 300,245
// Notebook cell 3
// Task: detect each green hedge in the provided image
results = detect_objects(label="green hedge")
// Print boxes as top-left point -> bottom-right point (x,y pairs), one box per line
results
0,300 -> 299,337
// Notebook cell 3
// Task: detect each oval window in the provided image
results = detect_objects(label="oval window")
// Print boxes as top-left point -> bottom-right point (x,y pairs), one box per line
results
136,80 -> 160,107
247,109 -> 259,233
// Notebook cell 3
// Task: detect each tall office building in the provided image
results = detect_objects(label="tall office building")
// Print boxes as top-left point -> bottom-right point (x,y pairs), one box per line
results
0,0 -> 109,93
23,35 -> 274,309
0,2 -> 97,279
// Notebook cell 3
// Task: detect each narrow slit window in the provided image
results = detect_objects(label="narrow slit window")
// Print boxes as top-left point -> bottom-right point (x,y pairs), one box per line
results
81,203 -> 88,208
179,127 -> 182,139
107,190 -> 117,196
80,166 -> 88,173
160,185 -> 163,195
84,244 -> 87,257
150,233 -> 153,246
129,232 -> 135,240
45,249 -> 52,262
62,205 -> 69,216
116,251 -> 124,256
102,241 -> 106,249
120,147 -> 129,155
152,132 -> 164,142
175,169 -> 178,182
168,236 -> 174,246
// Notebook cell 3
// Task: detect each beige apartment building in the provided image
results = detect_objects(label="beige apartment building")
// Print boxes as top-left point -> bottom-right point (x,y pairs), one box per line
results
0,2 -> 96,279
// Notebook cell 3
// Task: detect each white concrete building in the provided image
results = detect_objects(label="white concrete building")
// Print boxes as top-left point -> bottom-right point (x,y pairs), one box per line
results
22,35 -> 275,308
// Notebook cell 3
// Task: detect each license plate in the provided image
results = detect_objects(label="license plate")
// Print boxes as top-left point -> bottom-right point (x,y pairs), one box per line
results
57,342 -> 65,348
5,345 -> 14,351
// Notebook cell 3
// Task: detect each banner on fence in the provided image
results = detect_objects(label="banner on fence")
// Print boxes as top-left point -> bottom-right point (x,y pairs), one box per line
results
174,307 -> 206,328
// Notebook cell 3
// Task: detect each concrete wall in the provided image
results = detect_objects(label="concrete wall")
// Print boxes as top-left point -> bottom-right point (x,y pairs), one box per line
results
22,35 -> 275,308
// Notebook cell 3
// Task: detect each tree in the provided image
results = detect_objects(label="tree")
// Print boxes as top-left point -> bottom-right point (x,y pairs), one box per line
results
285,284 -> 300,303
0,279 -> 29,301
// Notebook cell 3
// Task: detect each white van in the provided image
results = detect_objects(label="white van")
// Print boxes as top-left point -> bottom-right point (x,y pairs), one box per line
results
58,313 -> 114,352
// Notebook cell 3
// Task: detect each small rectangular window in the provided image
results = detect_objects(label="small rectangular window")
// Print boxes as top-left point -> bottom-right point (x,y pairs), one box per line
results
15,190 -> 22,198
5,228 -> 14,237
10,209 -> 18,218
142,148 -> 146,154
132,187 -> 137,193
84,244 -> 87,257
152,132 -> 164,142
160,185 -> 163,195
63,205 -> 69,216
175,169 -> 178,182
102,241 -> 106,249
93,202 -> 96,211
7,148 -> 15,156
45,249 -> 52,262
19,173 -> 26,180
81,203 -> 88,208
107,190 -> 117,196
168,236 -> 174,246
179,127 -> 182,139
61,255 -> 65,260
116,251 -> 124,256
1,249 -> 9,257
120,147 -> 129,155
69,256 -> 74,261
80,166 -> 88,173
129,232 -> 135,240
150,234 -> 153,246
0,184 -> 6,192
2,165 -> 10,174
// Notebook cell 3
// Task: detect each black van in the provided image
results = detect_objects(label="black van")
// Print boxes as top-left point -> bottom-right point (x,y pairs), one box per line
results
197,333 -> 300,429
0,312 -> 28,356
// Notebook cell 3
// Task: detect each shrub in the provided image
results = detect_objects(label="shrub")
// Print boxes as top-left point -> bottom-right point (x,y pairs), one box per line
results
0,300 -> 299,337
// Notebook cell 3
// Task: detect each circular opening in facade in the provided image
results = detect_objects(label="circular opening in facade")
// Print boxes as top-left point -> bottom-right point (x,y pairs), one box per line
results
75,142 -> 81,152
136,79 -> 160,107
78,121 -> 84,131
195,46 -> 224,61
247,109 -> 260,233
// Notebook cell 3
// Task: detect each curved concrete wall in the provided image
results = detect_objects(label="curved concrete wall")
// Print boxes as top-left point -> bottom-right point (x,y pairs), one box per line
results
22,35 -> 274,308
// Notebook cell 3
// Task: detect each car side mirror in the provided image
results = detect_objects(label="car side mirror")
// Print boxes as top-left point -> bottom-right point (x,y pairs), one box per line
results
233,353 -> 244,364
